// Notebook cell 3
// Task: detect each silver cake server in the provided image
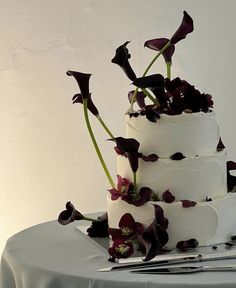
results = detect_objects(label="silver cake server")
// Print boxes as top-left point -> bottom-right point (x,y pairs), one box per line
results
131,264 -> 236,274
98,252 -> 236,272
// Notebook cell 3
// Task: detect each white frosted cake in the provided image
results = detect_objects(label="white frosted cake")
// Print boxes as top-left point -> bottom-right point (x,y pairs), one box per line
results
107,111 -> 236,249
62,11 -> 236,260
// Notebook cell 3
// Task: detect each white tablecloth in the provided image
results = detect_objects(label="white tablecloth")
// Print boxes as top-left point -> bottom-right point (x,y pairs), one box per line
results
1,217 -> 236,288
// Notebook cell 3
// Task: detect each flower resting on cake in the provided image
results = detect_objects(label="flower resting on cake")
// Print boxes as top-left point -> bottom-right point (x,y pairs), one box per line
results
108,213 -> 144,241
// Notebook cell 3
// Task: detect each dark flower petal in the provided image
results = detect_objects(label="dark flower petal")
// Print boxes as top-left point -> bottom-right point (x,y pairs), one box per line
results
170,152 -> 185,160
162,190 -> 175,203
227,161 -> 236,171
108,188 -> 121,200
72,93 -> 99,116
142,230 -> 160,262
144,38 -> 175,62
154,205 -> 169,230
181,200 -> 197,208
145,109 -> 161,123
176,238 -> 198,252
128,90 -> 146,109
67,70 -> 91,99
133,74 -> 165,89
141,153 -> 159,162
217,138 -> 225,151
111,41 -> 136,81
108,227 -> 123,240
170,11 -> 194,44
87,220 -> 109,237
119,213 -> 135,230
153,223 -> 169,247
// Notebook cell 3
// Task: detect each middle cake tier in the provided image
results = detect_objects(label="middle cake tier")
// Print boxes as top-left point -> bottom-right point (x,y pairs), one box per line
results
117,151 -> 227,202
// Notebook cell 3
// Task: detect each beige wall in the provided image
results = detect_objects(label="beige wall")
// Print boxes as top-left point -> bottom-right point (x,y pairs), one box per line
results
0,0 -> 236,253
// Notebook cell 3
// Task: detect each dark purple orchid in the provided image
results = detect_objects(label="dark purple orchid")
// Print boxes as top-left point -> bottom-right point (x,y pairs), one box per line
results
109,175 -> 153,206
67,70 -> 91,99
108,213 -> 144,241
141,205 -> 169,261
227,161 -> 236,191
181,200 -> 197,208
108,239 -> 134,259
72,93 -> 99,116
111,41 -> 136,81
58,202 -> 85,225
170,11 -> 194,44
109,175 -> 132,200
110,137 -> 140,173
176,238 -> 199,252
145,38 -> 175,63
162,190 -> 175,203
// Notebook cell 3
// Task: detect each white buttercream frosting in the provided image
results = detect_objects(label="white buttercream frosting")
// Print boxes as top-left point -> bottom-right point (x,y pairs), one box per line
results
107,193 -> 236,248
126,111 -> 220,158
117,151 -> 227,201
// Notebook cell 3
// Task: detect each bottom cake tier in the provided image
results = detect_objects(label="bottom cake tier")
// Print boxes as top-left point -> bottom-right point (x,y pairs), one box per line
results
107,193 -> 236,249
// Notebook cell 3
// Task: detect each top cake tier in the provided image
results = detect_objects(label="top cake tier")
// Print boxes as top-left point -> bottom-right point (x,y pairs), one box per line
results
126,111 -> 220,158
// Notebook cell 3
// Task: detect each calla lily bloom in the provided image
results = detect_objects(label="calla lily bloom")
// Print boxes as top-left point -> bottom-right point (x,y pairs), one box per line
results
58,202 -> 85,225
67,70 -> 91,99
111,41 -> 137,81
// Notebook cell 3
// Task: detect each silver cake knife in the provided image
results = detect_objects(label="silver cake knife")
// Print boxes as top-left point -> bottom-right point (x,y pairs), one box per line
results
98,252 -> 236,272
131,264 -> 236,274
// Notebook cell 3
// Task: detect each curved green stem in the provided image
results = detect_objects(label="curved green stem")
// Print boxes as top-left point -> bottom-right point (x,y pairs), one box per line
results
129,41 -> 171,110
141,88 -> 159,106
166,61 -> 172,79
97,115 -> 114,138
83,216 -> 100,222
83,98 -> 115,188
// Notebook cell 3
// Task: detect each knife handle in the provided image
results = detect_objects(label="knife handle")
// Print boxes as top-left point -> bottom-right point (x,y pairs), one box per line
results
204,265 -> 236,272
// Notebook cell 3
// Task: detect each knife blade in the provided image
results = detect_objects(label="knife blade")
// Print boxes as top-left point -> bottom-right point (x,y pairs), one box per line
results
131,264 -> 236,274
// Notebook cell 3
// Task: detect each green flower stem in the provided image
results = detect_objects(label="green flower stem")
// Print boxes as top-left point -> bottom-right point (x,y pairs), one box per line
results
83,98 -> 115,188
129,41 -> 171,110
141,88 -> 159,106
133,172 -> 137,192
97,115 -> 114,138
83,216 -> 100,222
166,61 -> 172,79
142,41 -> 171,77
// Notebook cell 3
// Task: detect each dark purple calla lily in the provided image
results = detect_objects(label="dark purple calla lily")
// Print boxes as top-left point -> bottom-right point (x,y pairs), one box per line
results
72,93 -> 99,116
170,11 -> 194,44
144,38 -> 175,63
58,202 -> 84,225
67,70 -> 91,99
111,41 -> 137,81
141,206 -> 169,261
110,137 -> 140,173
108,239 -> 134,259
108,213 -> 144,241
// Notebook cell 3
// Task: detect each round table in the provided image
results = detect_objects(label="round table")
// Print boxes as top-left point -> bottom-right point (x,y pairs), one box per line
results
1,216 -> 236,288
